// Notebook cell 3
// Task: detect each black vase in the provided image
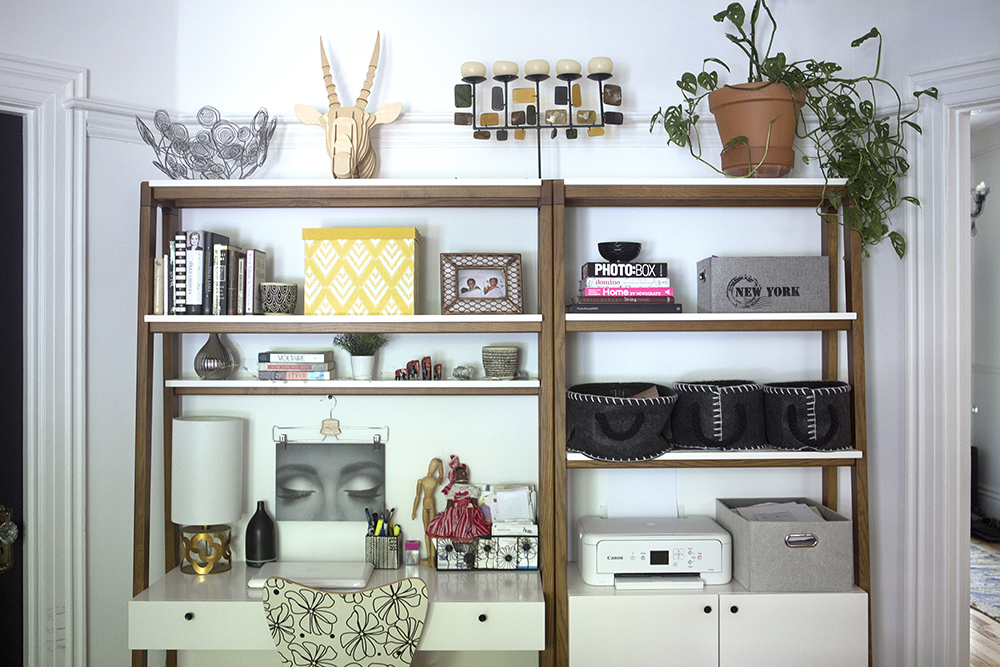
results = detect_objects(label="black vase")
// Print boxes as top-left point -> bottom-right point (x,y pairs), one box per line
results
245,500 -> 277,568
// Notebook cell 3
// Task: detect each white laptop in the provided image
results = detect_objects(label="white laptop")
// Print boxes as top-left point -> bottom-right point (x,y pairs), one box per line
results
247,561 -> 374,590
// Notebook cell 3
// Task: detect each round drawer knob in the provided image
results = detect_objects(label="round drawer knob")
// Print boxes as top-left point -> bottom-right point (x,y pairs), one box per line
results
730,605 -> 739,614
703,606 -> 712,614
184,612 -> 195,621
478,614 -> 487,623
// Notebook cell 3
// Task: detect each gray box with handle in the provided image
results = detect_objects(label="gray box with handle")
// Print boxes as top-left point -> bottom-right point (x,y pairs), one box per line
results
715,497 -> 853,592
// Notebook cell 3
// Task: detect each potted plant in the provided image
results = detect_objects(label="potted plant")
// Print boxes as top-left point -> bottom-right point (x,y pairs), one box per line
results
649,0 -> 938,258
333,333 -> 390,380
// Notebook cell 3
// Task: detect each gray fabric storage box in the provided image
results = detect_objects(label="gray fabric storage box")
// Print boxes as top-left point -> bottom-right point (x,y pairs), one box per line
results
567,383 -> 677,461
697,256 -> 829,313
715,497 -> 853,592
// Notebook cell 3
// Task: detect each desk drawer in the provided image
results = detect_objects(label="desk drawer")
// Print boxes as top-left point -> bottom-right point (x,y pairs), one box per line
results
128,600 -> 274,650
419,600 -> 545,651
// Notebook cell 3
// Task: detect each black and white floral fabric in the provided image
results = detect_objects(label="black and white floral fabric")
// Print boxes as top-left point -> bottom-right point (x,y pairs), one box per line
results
263,576 -> 428,667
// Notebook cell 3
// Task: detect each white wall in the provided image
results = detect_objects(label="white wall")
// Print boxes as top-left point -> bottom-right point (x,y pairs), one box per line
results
5,1 -> 1000,665
971,115 -> 1000,517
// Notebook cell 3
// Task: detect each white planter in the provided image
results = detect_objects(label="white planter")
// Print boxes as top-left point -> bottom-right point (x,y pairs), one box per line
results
350,355 -> 376,380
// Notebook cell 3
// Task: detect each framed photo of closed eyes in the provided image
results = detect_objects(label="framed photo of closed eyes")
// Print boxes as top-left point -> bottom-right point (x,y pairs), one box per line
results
275,443 -> 385,521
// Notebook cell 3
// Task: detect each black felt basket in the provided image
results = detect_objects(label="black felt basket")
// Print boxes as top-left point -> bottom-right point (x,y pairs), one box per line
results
566,383 -> 677,462
763,381 -> 853,451
672,380 -> 765,450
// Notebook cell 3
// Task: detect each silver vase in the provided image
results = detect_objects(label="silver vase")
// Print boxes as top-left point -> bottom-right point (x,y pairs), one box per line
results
194,333 -> 236,380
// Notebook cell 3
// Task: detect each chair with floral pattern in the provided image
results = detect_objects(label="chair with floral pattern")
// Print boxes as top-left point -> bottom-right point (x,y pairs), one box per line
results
262,576 -> 428,667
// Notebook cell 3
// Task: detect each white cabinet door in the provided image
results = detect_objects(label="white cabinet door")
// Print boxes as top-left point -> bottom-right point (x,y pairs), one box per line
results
569,592 -> 719,667
718,591 -> 868,667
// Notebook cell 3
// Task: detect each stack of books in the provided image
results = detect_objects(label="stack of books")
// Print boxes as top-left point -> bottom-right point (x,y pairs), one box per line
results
257,350 -> 335,381
154,229 -> 268,316
568,261 -> 681,313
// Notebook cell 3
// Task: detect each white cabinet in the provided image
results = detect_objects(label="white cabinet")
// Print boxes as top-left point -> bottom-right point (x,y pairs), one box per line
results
717,590 -> 867,667
567,565 -> 867,667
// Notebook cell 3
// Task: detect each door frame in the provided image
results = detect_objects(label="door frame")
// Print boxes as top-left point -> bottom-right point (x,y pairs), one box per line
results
904,55 -> 1000,667
0,53 -> 88,666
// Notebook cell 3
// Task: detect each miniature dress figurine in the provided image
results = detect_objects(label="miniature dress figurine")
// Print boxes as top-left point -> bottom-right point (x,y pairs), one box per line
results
411,457 -> 444,565
425,455 -> 491,543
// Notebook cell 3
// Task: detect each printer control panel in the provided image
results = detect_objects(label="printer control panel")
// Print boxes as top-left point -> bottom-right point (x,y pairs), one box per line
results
596,539 -> 723,575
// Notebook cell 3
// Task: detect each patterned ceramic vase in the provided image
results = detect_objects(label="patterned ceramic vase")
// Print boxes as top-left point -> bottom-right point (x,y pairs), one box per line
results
260,282 -> 297,314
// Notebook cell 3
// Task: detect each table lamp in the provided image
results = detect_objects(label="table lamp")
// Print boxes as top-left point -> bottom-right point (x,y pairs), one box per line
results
171,416 -> 243,575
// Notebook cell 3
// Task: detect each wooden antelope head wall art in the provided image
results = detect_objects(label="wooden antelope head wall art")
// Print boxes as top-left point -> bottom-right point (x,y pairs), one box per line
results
295,33 -> 402,179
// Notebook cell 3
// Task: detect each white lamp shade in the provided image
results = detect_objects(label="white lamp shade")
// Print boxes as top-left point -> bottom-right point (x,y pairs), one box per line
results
171,417 -> 243,526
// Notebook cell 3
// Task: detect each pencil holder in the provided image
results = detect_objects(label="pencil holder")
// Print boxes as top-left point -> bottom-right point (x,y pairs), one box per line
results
365,535 -> 402,569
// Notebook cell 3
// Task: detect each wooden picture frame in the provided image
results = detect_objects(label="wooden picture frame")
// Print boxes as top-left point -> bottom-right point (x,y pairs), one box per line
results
440,253 -> 523,314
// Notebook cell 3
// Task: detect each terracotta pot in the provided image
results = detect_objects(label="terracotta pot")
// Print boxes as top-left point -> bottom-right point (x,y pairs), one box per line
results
708,82 -> 805,178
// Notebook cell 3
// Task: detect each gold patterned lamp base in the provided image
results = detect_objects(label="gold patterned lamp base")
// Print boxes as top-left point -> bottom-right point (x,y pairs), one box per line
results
179,524 -> 232,575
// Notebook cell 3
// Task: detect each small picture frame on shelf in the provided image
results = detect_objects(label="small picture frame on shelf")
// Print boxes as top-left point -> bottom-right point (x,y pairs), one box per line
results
440,253 -> 523,315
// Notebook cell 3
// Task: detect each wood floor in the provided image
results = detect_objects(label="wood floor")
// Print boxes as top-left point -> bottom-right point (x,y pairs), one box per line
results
972,537 -> 1000,666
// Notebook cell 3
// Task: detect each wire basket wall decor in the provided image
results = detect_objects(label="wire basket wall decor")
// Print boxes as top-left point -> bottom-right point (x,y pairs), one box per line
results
135,106 -> 277,180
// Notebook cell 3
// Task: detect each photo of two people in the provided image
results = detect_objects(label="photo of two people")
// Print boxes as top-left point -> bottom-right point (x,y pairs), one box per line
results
458,269 -> 506,299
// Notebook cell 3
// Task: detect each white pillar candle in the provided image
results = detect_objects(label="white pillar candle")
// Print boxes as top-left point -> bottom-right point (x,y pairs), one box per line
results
493,60 -> 519,77
556,59 -> 582,75
588,57 -> 614,75
525,59 -> 550,76
461,61 -> 487,78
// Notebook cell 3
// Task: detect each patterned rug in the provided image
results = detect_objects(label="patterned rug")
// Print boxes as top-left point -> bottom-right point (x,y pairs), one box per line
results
971,543 -> 1000,622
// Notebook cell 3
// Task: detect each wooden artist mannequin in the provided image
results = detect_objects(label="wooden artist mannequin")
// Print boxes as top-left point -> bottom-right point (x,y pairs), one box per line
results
412,457 -> 443,565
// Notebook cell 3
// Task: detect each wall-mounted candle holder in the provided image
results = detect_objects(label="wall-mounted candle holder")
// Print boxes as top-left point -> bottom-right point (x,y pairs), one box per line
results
454,57 -> 623,178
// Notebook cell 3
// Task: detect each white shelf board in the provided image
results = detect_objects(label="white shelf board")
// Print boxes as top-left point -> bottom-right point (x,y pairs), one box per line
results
147,314 -> 543,324
166,379 -> 540,389
146,178 -> 544,188
567,449 -> 863,463
566,312 -> 856,322
562,177 -> 849,187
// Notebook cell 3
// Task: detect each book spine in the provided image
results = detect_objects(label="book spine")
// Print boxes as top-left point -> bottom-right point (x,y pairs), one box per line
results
152,257 -> 164,315
568,303 -> 684,313
580,277 -> 672,288
258,370 -> 333,381
184,230 -> 205,314
213,245 -> 228,315
257,362 -> 334,371
258,352 -> 334,363
236,254 -> 245,316
573,295 -> 675,304
581,287 -> 675,297
245,249 -> 267,314
226,247 -> 244,315
172,232 -> 187,314
203,233 -> 228,316
582,262 -> 669,278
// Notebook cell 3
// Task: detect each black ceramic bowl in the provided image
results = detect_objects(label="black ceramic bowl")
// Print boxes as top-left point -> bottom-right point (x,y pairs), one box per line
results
598,241 -> 642,263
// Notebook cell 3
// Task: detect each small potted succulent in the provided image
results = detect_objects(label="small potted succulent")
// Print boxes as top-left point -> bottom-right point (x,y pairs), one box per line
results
333,333 -> 390,380
649,0 -> 938,258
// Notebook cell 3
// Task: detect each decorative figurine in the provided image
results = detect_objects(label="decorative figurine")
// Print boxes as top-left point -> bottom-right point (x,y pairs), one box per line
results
295,33 -> 402,179
425,456 -> 491,543
453,365 -> 474,380
422,356 -> 432,380
433,363 -> 443,380
411,458 -> 444,565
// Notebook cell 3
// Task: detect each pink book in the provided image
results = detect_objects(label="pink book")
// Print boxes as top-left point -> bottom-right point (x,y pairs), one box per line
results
581,287 -> 674,297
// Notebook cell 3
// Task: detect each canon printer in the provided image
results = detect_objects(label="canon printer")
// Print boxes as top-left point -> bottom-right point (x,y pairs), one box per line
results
578,515 -> 732,589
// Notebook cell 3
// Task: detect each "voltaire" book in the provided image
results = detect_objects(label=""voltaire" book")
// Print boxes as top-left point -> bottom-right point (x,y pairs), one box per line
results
258,350 -> 336,363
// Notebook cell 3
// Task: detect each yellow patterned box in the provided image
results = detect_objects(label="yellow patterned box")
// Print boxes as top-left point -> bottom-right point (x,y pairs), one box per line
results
302,227 -> 420,315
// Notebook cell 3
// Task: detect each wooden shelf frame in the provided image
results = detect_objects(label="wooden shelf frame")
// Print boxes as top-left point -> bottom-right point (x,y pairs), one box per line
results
548,179 -> 870,667
132,180 -> 558,667
133,178 -> 870,667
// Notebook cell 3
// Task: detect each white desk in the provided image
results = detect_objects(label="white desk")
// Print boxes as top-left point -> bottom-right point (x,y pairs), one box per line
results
130,564 -> 545,652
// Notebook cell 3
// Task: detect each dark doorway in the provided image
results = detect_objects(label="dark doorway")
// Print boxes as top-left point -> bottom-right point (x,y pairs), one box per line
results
0,111 -> 25,664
